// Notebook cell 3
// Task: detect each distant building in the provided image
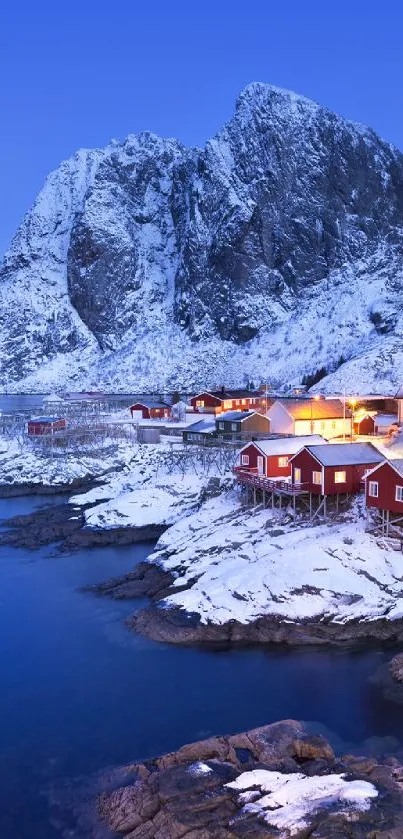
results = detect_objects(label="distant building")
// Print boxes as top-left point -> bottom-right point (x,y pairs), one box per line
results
353,412 -> 376,436
237,435 -> 326,478
190,389 -> 271,415
374,413 -> 399,435
268,398 -> 352,439
27,416 -> 67,436
183,418 -> 217,443
130,399 -> 171,420
290,442 -> 384,496
216,411 -> 270,437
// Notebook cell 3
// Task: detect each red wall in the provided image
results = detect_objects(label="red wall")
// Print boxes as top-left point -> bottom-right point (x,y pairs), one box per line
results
239,444 -> 292,477
190,393 -> 221,411
239,442 -> 264,473
366,461 -> 403,513
354,416 -> 375,435
130,404 -> 170,419
27,419 -> 66,435
291,449 -> 323,493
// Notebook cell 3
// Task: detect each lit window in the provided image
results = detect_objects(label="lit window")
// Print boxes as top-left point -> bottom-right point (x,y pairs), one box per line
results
335,471 -> 346,484
368,481 -> 378,498
219,422 -> 224,430
396,486 -> 403,502
294,468 -> 302,483
278,456 -> 288,468
196,400 -> 204,407
223,400 -> 232,409
241,455 -> 249,466
231,423 -> 237,431
312,470 -> 322,485
242,399 -> 247,405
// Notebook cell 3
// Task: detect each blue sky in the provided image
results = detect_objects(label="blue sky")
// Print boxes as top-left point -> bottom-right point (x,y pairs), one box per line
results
1,0 -> 402,256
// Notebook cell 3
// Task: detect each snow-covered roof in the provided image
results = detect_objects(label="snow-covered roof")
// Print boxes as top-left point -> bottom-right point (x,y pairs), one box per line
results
277,398 -> 351,420
388,459 -> 403,475
303,442 -> 384,467
244,435 -> 326,457
131,399 -> 170,409
218,410 -> 258,421
29,416 -> 64,423
193,389 -> 263,401
365,457 -> 403,480
374,414 -> 398,426
186,419 -> 216,433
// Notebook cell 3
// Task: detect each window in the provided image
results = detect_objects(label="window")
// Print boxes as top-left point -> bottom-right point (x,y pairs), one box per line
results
294,468 -> 301,483
242,399 -> 247,405
196,400 -> 204,407
331,421 -> 336,429
278,456 -> 288,468
241,455 -> 249,466
219,422 -> 224,430
312,470 -> 322,485
334,471 -> 346,484
231,423 -> 237,431
396,486 -> 403,502
223,400 -> 232,410
368,481 -> 378,498
320,421 -> 326,430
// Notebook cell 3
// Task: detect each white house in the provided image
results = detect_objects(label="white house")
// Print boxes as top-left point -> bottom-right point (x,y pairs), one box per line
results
268,398 -> 352,439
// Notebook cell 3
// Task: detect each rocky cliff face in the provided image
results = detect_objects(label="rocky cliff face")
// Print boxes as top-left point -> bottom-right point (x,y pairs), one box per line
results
2,83 -> 403,392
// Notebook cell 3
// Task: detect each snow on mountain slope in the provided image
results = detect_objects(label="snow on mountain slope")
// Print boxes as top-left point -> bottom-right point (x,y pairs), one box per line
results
1,83 -> 403,392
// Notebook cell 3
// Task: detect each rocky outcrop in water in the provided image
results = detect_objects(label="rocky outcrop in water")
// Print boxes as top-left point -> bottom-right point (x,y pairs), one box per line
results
2,84 -> 403,392
98,720 -> 403,838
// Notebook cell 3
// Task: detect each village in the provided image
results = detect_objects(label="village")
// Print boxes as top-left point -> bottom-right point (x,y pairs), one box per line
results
3,383 -> 403,543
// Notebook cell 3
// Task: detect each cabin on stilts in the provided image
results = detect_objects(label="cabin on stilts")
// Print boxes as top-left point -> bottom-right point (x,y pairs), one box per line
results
289,442 -> 385,520
365,459 -> 403,536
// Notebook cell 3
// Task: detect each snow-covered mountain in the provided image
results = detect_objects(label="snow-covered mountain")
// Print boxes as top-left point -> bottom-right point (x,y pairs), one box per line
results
1,82 -> 403,393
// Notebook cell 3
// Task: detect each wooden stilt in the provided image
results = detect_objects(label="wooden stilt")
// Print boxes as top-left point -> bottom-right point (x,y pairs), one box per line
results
309,493 -> 312,520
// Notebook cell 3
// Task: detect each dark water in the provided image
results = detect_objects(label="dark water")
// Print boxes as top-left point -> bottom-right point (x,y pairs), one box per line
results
0,495 -> 402,838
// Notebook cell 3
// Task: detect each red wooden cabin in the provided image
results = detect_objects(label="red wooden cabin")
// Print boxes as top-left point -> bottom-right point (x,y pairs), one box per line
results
290,442 -> 384,495
190,389 -> 270,415
353,413 -> 375,436
237,435 -> 326,478
130,400 -> 171,420
365,459 -> 403,514
27,416 -> 67,436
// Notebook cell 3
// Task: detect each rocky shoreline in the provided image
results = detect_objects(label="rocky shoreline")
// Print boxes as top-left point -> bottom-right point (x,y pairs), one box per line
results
0,503 -> 167,550
98,719 -> 403,838
88,560 -> 403,648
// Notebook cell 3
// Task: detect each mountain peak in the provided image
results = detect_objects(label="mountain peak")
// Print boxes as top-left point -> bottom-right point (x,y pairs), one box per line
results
235,82 -> 320,114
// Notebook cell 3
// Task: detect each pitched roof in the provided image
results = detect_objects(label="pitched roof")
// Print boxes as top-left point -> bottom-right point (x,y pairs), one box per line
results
130,399 -> 170,409
374,414 -> 398,426
195,389 -> 263,400
186,419 -> 216,433
218,410 -> 262,422
276,398 -> 352,420
247,435 -> 326,457
365,458 -> 403,479
29,416 -> 64,423
302,442 -> 384,467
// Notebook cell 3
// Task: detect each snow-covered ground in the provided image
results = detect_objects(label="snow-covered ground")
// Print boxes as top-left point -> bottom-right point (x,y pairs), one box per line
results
146,491 -> 403,626
226,769 -> 377,836
0,436 -> 137,489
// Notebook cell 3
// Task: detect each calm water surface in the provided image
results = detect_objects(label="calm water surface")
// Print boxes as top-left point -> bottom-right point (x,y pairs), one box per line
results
0,494 -> 402,838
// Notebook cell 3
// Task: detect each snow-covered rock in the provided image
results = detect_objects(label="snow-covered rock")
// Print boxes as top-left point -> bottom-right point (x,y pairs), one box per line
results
1,84 -> 403,393
226,768 -> 377,835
